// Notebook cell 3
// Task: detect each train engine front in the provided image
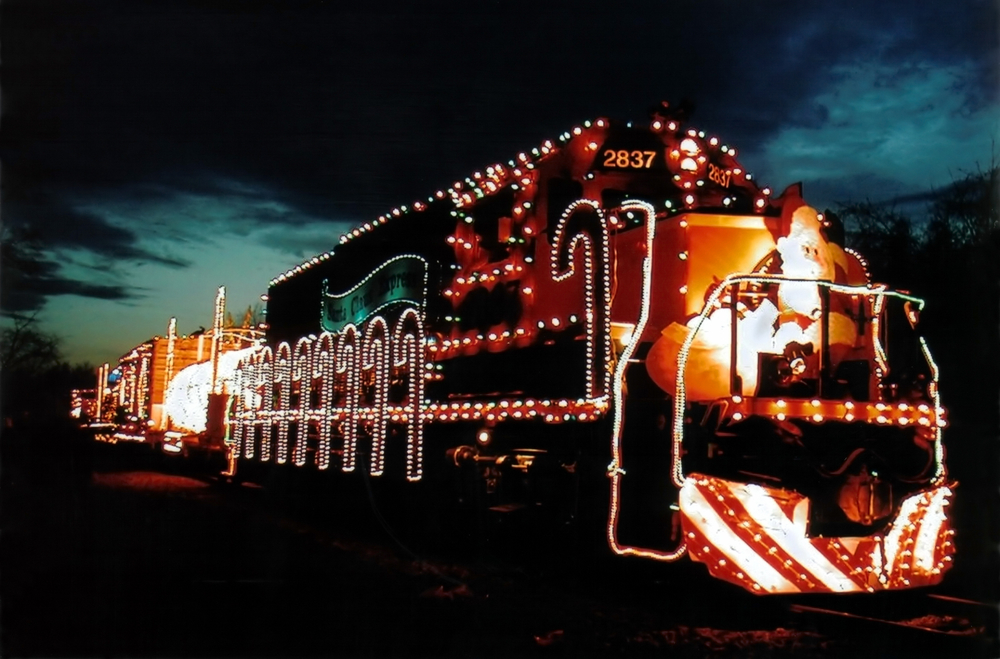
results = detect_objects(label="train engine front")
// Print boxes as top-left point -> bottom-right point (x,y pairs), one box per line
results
641,191 -> 953,595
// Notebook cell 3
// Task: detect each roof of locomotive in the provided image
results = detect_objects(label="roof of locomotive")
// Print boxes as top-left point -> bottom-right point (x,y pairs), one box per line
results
267,109 -> 783,289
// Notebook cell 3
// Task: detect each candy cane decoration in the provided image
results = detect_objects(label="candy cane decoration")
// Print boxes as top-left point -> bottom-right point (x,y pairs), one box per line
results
550,199 -> 612,399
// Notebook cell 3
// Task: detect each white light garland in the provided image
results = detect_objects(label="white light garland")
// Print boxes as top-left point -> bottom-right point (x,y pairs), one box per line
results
231,308 -> 430,480
290,336 -> 314,467
164,318 -> 177,402
550,199 -> 612,399
605,199 -> 687,562
337,326 -> 360,472
257,347 -> 274,461
671,276 -> 944,488
363,318 -> 390,476
393,308 -> 426,481
314,332 -> 337,470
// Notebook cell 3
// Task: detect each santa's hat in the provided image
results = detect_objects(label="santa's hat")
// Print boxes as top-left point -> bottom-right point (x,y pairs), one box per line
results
776,183 -> 807,237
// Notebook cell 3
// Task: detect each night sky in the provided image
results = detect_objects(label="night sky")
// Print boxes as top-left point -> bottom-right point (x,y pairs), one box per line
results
2,0 -> 997,366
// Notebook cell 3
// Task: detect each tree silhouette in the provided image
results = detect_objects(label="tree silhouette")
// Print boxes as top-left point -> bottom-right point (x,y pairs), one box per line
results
0,313 -> 60,373
838,166 -> 999,434
835,201 -> 916,288
0,313 -> 92,430
240,303 -> 265,329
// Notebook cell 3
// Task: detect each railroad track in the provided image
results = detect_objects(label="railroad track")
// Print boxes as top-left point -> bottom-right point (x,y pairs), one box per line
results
787,592 -> 995,657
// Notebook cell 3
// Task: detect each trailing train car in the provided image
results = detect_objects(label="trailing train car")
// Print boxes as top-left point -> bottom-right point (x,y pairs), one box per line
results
222,106 -> 954,594
93,287 -> 263,456
70,388 -> 99,423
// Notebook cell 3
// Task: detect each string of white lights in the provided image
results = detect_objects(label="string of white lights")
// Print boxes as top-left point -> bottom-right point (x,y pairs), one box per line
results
291,336 -> 314,467
550,199 -> 612,400
605,199 -> 687,562
671,275 -> 943,488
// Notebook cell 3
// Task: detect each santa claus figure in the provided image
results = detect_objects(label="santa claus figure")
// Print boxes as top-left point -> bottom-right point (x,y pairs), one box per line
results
645,191 -> 864,401
772,197 -> 856,356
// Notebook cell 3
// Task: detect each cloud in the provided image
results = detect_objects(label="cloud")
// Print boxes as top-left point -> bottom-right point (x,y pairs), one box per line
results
73,176 -> 355,241
5,1 -> 994,222
4,194 -> 191,268
753,61 -> 998,210
1,168 -> 360,313
0,246 -> 139,314
3,0 -> 996,355
249,221 -> 353,258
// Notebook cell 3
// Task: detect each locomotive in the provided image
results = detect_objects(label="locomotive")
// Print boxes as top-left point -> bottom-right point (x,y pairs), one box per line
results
96,107 -> 955,595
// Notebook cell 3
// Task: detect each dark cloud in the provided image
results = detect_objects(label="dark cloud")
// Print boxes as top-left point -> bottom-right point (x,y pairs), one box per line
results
12,6 -> 996,154
870,173 -> 992,210
249,221 -> 354,258
4,195 -> 190,268
1,0 -> 996,317
5,0 -> 992,191
4,275 -> 137,314
1,240 -> 138,314
796,173 -> 922,207
794,173 -> 980,220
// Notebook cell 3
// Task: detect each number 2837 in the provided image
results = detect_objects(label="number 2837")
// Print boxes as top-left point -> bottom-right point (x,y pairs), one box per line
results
603,149 -> 657,169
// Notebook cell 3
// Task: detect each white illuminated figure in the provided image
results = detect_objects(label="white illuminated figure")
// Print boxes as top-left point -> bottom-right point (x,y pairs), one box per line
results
772,202 -> 855,354
648,201 -> 860,400
164,347 -> 258,434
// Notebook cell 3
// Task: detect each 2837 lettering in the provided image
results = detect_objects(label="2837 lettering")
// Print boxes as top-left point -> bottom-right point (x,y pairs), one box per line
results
602,149 -> 657,169
707,163 -> 731,188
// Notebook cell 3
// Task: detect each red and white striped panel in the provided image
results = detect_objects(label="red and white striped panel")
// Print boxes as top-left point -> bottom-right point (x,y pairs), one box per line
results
679,474 -> 955,594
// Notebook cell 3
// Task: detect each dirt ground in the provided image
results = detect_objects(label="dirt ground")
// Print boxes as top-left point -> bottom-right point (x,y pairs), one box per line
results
2,429 -> 996,658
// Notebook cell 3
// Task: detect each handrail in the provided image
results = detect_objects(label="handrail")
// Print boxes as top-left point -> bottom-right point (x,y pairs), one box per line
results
671,274 -> 937,489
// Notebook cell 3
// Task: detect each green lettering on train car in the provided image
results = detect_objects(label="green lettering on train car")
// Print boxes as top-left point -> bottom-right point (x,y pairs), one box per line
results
321,256 -> 426,332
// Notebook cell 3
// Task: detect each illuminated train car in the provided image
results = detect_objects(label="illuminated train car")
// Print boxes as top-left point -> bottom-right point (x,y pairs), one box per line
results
229,107 -> 954,594
97,339 -> 158,439
70,388 -> 99,424
98,288 -> 262,455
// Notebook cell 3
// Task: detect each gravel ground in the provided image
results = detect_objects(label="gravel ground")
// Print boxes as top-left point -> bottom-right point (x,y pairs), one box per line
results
2,430 -> 995,658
